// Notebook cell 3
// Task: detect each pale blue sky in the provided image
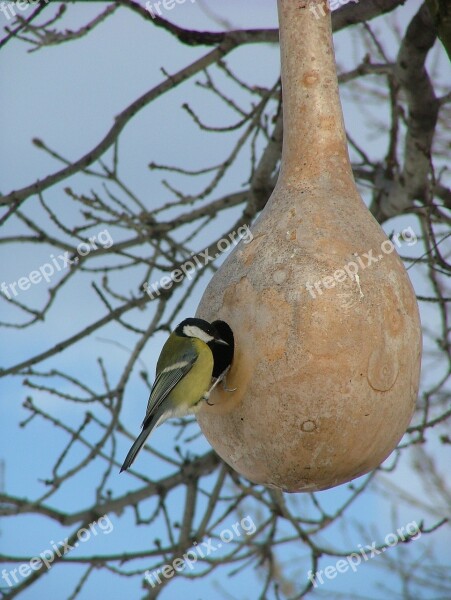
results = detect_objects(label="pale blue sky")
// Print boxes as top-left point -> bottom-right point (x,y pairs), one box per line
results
1,2 -> 450,599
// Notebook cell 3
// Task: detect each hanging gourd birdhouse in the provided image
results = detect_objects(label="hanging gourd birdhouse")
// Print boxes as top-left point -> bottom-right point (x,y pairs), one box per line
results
196,0 -> 422,492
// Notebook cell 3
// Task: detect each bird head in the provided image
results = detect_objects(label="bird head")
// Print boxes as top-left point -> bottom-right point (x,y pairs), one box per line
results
176,318 -> 228,346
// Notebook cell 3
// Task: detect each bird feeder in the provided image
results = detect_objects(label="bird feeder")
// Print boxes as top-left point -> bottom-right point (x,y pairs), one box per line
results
196,0 -> 422,492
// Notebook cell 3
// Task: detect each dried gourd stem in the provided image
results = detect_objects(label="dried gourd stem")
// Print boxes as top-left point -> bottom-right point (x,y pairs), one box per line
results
277,0 -> 354,192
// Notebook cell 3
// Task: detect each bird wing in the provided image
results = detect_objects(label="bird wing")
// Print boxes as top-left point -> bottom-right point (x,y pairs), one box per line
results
141,349 -> 197,429
120,340 -> 201,473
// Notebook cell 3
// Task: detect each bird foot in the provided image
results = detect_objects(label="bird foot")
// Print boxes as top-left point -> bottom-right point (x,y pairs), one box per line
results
203,375 -> 221,405
204,396 -> 214,406
219,366 -> 236,392
203,367 -> 236,406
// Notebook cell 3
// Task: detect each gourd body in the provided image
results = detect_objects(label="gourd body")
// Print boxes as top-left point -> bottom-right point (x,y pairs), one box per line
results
196,0 -> 421,492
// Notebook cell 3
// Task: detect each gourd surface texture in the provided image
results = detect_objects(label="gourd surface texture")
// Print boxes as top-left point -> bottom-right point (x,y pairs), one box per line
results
196,0 -> 422,492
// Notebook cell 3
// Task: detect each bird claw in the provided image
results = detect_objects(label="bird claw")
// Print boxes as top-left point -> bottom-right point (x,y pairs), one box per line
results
218,366 -> 236,392
203,367 -> 236,406
222,380 -> 237,393
203,377 -> 220,406
203,391 -> 215,406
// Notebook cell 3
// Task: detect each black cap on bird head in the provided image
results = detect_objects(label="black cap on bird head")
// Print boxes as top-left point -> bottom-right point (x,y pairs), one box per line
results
175,318 -> 228,346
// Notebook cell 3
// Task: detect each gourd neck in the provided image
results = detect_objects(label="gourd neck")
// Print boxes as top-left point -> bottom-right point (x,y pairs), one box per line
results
277,0 -> 354,190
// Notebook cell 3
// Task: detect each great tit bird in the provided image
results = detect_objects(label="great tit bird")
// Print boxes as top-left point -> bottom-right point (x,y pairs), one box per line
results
120,318 -> 228,473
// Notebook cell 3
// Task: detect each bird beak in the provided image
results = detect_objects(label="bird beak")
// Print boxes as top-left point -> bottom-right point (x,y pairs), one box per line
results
215,337 -> 228,345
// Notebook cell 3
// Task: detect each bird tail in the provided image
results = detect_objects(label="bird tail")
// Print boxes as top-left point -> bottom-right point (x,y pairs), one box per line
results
120,413 -> 163,472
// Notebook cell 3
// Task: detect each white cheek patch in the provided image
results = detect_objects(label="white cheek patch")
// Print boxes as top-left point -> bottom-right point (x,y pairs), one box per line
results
183,325 -> 214,343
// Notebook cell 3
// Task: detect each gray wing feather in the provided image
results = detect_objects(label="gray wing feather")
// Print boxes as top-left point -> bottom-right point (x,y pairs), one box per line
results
142,354 -> 197,428
120,342 -> 197,473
